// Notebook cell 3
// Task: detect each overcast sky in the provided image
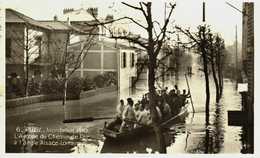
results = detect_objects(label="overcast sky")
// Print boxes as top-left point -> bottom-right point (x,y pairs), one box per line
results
3,0 -> 245,45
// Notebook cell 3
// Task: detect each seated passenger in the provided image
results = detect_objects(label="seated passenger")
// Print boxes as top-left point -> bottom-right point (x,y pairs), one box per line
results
106,99 -> 124,130
119,98 -> 136,132
134,102 -> 141,119
162,99 -> 172,120
116,99 -> 125,118
137,104 -> 152,126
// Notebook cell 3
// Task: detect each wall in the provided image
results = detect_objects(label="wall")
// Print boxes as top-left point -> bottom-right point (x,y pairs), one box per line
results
6,86 -> 117,109
68,41 -> 118,79
119,49 -> 137,98
6,23 -> 25,78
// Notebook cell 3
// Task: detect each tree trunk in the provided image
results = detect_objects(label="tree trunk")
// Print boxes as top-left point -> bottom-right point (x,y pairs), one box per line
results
201,27 -> 210,125
62,33 -> 70,106
148,55 -> 166,153
62,79 -> 68,106
202,50 -> 210,125
25,27 -> 29,97
216,51 -> 223,97
211,58 -> 220,103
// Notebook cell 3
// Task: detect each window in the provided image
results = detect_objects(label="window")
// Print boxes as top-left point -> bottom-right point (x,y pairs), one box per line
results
6,38 -> 11,58
131,53 -> 135,67
122,52 -> 126,68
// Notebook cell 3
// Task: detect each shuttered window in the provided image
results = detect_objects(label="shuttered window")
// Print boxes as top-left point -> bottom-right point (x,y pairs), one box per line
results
131,53 -> 135,67
122,52 -> 126,68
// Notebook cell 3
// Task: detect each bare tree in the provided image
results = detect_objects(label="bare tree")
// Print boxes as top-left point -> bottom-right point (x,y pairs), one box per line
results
7,23 -> 44,97
208,34 -> 220,102
176,25 -> 213,124
208,34 -> 225,102
215,35 -> 225,97
86,1 -> 177,153
46,28 -> 96,105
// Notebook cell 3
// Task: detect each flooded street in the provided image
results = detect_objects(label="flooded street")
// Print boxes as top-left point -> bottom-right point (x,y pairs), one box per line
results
6,55 -> 246,154
101,73 -> 243,153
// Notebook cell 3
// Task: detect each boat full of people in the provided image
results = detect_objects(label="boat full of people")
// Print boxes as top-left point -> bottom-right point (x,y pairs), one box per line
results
102,85 -> 191,140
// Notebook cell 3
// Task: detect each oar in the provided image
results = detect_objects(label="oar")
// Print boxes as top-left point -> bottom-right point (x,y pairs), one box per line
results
63,116 -> 115,123
185,74 -> 195,113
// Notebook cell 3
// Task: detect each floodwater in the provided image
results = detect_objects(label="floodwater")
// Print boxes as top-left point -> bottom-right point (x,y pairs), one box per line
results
100,74 -> 243,153
6,55 -> 251,154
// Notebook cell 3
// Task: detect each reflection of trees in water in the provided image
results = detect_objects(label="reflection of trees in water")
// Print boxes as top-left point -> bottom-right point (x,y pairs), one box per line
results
204,103 -> 225,153
240,124 -> 254,153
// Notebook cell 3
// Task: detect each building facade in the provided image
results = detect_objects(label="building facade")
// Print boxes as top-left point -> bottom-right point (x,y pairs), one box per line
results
5,9 -> 78,98
240,2 -> 254,153
62,7 -> 138,90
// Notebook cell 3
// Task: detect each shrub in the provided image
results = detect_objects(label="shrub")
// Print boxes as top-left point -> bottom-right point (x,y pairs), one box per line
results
28,79 -> 40,96
82,76 -> 95,91
93,75 -> 105,88
103,72 -> 117,86
41,79 -> 62,95
67,77 -> 83,99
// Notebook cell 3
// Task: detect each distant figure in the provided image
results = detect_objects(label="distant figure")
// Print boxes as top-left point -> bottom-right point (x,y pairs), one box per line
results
119,98 -> 136,132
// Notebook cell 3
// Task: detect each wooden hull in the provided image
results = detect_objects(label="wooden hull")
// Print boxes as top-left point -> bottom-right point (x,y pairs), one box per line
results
103,104 -> 189,140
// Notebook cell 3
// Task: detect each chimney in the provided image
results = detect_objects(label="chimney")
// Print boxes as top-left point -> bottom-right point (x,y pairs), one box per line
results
87,8 -> 98,18
105,14 -> 114,21
53,15 -> 58,21
63,8 -> 74,14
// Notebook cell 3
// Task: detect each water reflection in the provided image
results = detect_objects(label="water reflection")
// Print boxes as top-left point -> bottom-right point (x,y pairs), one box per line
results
112,69 -> 244,153
6,66 -> 249,153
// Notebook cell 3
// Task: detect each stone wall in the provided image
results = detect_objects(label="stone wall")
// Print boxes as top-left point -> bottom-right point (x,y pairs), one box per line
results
6,86 -> 117,109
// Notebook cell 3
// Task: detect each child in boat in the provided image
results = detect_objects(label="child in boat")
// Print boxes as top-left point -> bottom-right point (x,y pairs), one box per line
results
119,98 -> 137,132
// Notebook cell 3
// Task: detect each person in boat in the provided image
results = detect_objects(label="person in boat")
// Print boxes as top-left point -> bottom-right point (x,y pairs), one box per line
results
141,93 -> 149,106
116,99 -> 125,118
106,99 -> 125,130
165,87 -> 169,95
119,98 -> 137,132
137,103 -> 152,126
179,89 -> 190,107
175,85 -> 181,95
134,101 -> 141,119
161,98 -> 172,120
167,89 -> 178,115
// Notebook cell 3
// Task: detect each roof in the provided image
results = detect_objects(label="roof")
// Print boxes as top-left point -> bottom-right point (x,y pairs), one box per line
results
38,21 -> 72,31
6,8 -> 51,30
6,8 -> 87,34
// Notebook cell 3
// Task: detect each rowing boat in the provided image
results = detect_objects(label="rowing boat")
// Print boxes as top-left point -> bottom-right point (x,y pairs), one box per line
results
102,103 -> 189,140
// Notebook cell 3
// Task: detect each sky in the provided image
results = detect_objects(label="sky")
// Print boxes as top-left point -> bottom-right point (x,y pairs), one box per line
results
2,0 -> 245,45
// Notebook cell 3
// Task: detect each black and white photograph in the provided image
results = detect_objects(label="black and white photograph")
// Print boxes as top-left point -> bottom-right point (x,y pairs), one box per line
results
1,0 -> 257,155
